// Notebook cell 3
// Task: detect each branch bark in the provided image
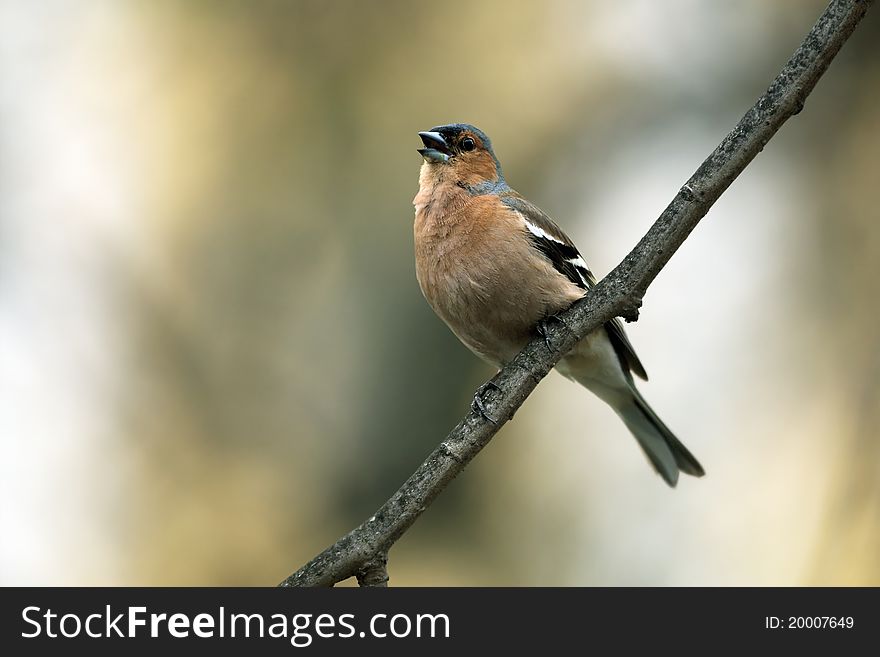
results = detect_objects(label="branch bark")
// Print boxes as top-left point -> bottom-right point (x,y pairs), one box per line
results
280,0 -> 873,587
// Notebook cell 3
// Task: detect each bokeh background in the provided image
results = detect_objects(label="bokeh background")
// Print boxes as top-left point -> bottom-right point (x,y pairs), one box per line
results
1,0 -> 878,586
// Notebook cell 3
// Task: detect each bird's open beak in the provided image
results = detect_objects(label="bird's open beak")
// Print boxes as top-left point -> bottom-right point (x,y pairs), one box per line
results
418,131 -> 450,163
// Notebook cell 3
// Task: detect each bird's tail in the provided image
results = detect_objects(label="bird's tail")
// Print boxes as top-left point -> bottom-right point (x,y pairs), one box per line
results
615,388 -> 705,487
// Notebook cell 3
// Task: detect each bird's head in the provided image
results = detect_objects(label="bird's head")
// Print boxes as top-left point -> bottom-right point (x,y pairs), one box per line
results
417,124 -> 503,189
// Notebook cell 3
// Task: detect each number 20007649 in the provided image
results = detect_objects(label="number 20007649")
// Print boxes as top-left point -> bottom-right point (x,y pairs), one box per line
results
765,616 -> 854,629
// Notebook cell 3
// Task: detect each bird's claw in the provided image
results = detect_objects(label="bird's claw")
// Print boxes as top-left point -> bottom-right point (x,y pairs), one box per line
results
471,379 -> 501,424
537,314 -> 569,352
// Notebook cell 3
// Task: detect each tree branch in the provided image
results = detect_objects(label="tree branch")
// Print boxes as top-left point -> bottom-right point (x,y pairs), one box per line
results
280,0 -> 873,587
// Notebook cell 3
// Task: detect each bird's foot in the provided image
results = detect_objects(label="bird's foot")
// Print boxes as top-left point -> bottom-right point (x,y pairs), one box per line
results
471,379 -> 501,424
537,314 -> 569,352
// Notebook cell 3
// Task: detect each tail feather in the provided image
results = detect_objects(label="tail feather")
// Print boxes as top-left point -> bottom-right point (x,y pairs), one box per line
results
617,390 -> 705,487
557,349 -> 704,487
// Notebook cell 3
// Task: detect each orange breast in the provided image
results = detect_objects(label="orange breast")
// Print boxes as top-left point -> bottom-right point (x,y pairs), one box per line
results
413,189 -> 582,366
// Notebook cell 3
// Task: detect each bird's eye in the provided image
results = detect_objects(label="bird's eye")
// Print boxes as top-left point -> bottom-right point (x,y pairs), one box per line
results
460,137 -> 476,152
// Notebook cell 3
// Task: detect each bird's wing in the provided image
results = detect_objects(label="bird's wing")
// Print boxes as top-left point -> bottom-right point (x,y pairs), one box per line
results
500,193 -> 648,381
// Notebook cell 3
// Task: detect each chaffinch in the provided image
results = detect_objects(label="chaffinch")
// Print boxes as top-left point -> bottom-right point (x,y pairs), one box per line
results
413,123 -> 704,486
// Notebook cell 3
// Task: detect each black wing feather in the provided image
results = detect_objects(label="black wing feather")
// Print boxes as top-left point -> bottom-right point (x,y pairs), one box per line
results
501,194 -> 648,381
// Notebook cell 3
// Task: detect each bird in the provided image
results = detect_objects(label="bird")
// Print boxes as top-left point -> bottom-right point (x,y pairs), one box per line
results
412,123 -> 704,487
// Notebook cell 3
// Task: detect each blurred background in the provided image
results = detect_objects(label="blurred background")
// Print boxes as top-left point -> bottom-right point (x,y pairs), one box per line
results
1,0 -> 878,586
